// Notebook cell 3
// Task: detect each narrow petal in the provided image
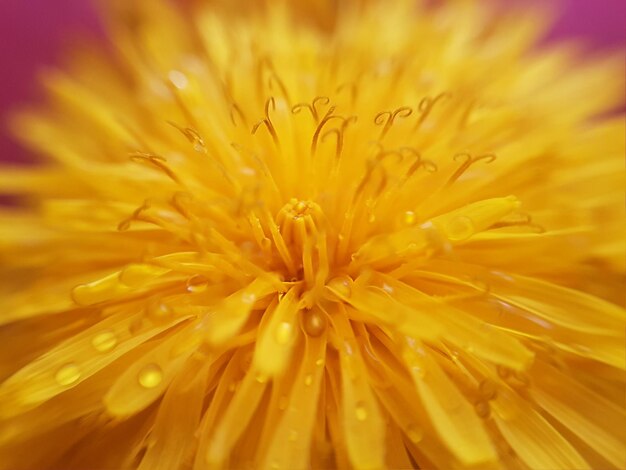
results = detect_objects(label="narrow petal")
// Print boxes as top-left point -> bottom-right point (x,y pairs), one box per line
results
405,338 -> 498,466
261,333 -> 327,469
253,287 -> 301,377
0,311 -> 188,417
104,320 -> 198,416
333,314 -> 386,470
137,356 -> 210,470
492,386 -> 590,470
530,361 -> 626,468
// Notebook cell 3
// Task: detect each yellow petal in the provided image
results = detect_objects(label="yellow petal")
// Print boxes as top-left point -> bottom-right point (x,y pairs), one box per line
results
333,314 -> 386,470
137,356 -> 209,470
530,361 -> 626,468
253,286 -> 301,377
261,333 -> 327,469
404,338 -> 498,466
104,320 -> 197,417
0,311 -> 187,417
205,275 -> 280,346
492,386 -> 590,470
205,368 -> 268,467
488,271 -> 626,336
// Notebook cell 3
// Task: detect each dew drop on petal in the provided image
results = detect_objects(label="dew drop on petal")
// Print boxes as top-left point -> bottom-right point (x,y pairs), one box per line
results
186,275 -> 209,293
241,292 -> 257,304
302,310 -> 327,337
278,395 -> 289,410
497,365 -> 511,379
475,401 -> 491,419
138,363 -> 163,389
445,215 -> 475,241
168,70 -> 188,89
402,210 -> 417,226
148,300 -> 172,320
91,330 -> 117,352
274,321 -> 293,345
304,374 -> 313,386
56,363 -> 81,386
478,378 -> 497,400
327,276 -> 353,298
406,423 -> 423,443
355,401 -> 368,421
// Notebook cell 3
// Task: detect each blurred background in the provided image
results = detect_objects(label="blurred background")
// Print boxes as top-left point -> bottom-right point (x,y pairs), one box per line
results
0,0 -> 624,165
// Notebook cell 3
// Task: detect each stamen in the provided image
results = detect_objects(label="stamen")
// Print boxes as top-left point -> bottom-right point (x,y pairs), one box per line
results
399,147 -> 438,178
336,82 -> 358,105
230,102 -> 248,128
414,92 -> 451,130
117,200 -> 151,231
311,106 -> 342,154
167,122 -> 207,153
252,97 -> 279,146
292,96 -> 330,123
320,116 -> 357,160
267,72 -> 291,104
446,153 -> 497,186
129,152 -> 181,184
374,107 -> 413,139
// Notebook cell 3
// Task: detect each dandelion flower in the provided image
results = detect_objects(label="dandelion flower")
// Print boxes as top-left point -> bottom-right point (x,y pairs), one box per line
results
1,0 -> 625,469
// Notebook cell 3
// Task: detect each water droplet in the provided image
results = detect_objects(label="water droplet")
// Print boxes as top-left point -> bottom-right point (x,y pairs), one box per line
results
406,242 -> 419,255
327,276 -> 353,298
355,401 -> 368,421
274,321 -> 293,345
56,363 -> 80,386
497,365 -> 511,379
402,210 -> 417,226
91,330 -> 117,353
304,374 -> 313,386
255,372 -> 268,384
168,70 -> 188,89
294,200 -> 308,214
381,282 -> 394,294
510,371 -> 530,388
445,216 -> 475,241
475,401 -> 491,418
368,213 -> 376,223
288,429 -> 298,442
138,364 -> 163,389
240,351 -> 253,373
302,310 -> 327,337
148,300 -> 172,319
411,364 -> 426,379
186,274 -> 209,293
241,292 -> 257,304
479,379 -> 497,400
315,358 -> 324,367
261,238 -> 272,250
228,381 -> 237,392
406,423 -> 423,443
117,219 -> 132,231
278,395 -> 289,410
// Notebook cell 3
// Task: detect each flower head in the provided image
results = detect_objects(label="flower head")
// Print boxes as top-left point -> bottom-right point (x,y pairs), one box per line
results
0,0 -> 624,469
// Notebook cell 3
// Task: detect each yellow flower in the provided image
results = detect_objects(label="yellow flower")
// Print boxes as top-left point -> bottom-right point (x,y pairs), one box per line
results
0,0 -> 624,469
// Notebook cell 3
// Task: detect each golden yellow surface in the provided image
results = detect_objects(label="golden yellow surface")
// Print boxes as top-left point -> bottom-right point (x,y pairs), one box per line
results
0,0 -> 624,468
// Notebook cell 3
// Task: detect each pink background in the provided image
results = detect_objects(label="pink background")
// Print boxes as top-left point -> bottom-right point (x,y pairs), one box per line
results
0,0 -> 624,164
